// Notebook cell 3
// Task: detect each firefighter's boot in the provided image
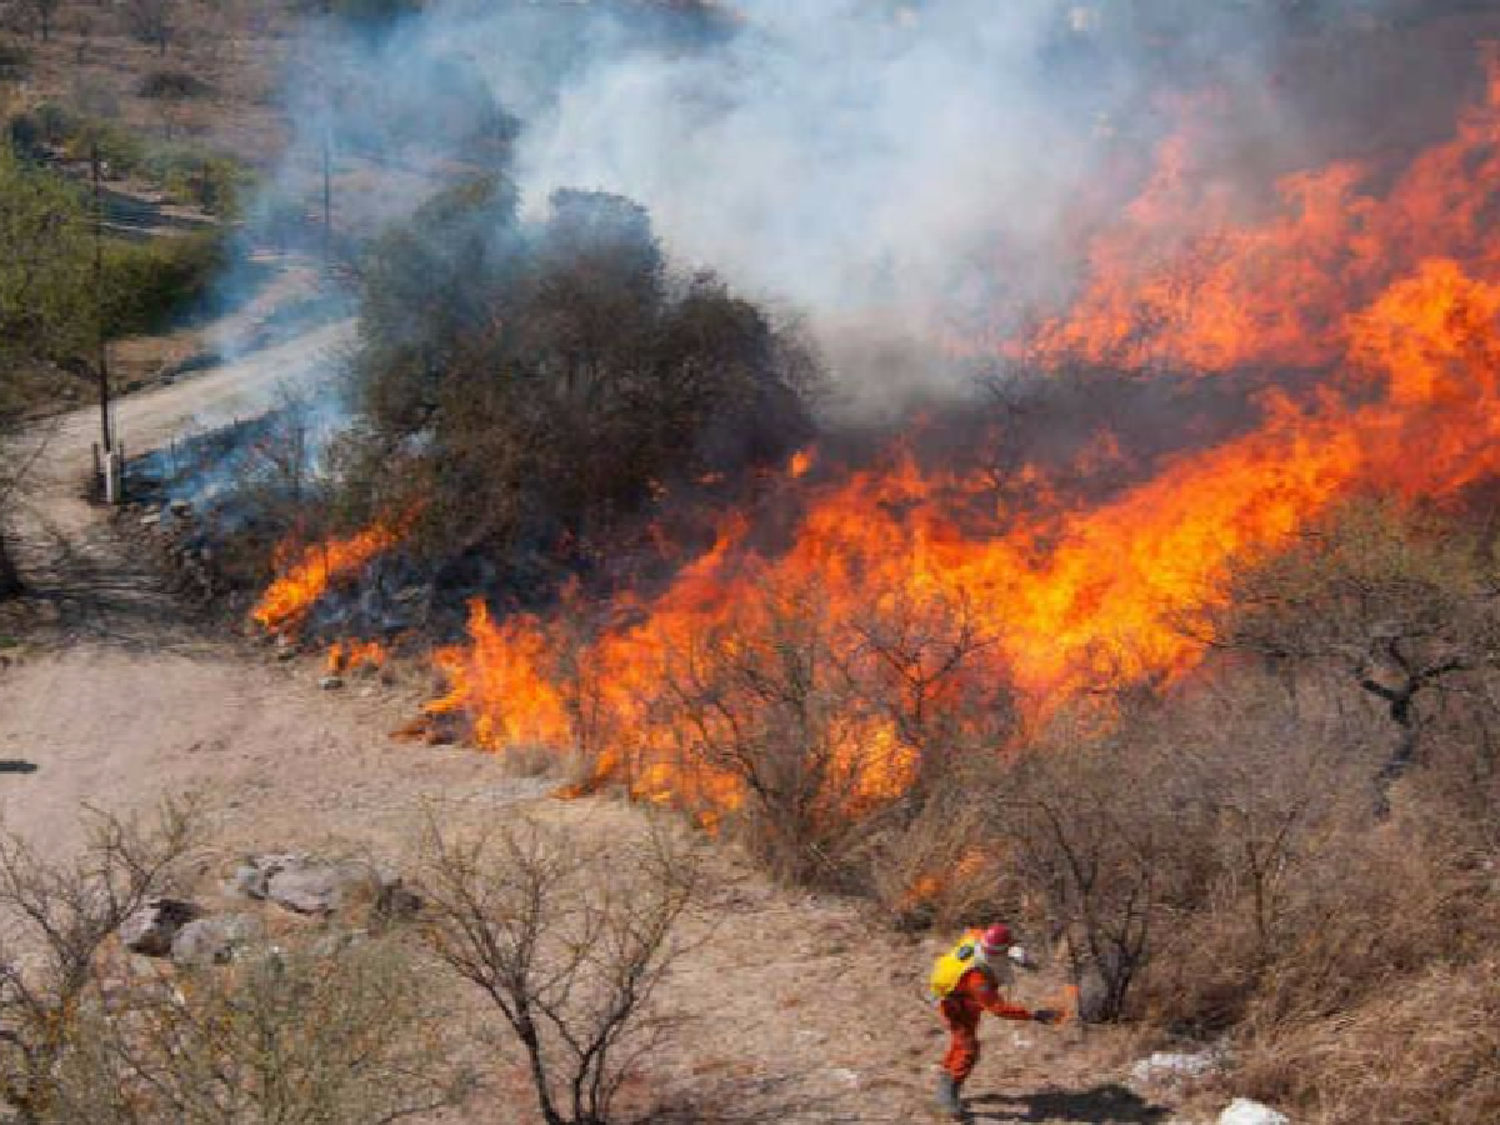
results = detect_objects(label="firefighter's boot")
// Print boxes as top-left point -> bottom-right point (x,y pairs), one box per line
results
936,1072 -> 964,1119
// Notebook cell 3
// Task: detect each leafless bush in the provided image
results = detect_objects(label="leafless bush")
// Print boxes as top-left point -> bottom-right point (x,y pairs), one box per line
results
1404,671 -> 1500,858
1193,498 -> 1500,809
50,934 -> 465,1124
657,587 -> 893,885
1002,700 -> 1208,1023
0,804 -> 196,1124
1130,676 -> 1380,1030
417,814 -> 699,1125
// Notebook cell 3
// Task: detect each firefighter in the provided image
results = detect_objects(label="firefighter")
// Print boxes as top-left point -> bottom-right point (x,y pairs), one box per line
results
929,923 -> 1059,1119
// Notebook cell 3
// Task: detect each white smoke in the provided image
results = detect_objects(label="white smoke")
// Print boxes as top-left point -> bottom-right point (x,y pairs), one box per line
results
262,0 -> 1411,399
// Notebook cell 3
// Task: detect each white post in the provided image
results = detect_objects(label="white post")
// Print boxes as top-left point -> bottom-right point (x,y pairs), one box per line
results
104,449 -> 125,505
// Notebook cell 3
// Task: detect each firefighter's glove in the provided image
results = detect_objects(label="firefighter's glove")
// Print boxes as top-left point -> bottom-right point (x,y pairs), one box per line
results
1031,1008 -> 1062,1025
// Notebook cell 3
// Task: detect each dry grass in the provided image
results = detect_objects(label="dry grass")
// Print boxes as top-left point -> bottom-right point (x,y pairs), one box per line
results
1234,960 -> 1500,1124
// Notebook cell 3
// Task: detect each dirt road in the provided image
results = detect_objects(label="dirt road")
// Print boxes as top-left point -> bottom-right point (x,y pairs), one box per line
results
0,265 -> 508,858
0,270 -> 1172,1123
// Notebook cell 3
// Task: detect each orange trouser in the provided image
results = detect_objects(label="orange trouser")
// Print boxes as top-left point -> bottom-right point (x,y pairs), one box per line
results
940,998 -> 982,1083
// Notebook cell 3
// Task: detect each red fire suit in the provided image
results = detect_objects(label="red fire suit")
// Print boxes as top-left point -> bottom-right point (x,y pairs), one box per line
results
939,965 -> 1035,1083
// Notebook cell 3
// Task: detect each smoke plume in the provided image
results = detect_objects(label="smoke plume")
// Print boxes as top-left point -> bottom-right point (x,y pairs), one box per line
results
258,0 -> 1467,405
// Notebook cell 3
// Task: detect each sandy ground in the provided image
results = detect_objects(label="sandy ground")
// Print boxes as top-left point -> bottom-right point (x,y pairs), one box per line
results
0,266 -> 1178,1124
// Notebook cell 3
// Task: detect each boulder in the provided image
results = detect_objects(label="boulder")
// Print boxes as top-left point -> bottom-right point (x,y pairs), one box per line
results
120,897 -> 201,957
1219,1099 -> 1290,1125
171,914 -> 263,967
231,853 -> 420,919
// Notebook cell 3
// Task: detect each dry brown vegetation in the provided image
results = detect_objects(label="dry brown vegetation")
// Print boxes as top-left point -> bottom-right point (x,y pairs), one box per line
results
0,804 -> 707,1124
991,499 -> 1500,1120
1,0 -> 292,163
418,814 -> 700,1125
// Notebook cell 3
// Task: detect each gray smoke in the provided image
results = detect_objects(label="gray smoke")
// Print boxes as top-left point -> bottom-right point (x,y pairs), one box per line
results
260,0 -> 1421,404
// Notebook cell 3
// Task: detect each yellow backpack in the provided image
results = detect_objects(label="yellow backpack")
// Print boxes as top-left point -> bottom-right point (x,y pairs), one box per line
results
929,929 -> 986,1001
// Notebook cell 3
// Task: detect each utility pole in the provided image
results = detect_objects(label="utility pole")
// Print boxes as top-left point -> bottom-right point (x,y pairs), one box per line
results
320,0 -> 334,269
91,137 -> 112,457
322,123 -> 333,267
91,136 -> 122,504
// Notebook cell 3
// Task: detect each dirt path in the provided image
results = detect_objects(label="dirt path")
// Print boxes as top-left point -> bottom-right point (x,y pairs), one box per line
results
0,270 -> 1175,1123
0,264 -> 509,858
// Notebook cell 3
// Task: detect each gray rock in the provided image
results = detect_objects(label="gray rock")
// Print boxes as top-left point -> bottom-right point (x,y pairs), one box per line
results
318,676 -> 344,691
120,897 -> 201,957
226,852 -> 301,900
171,914 -> 263,967
230,853 -> 420,919
1219,1100 -> 1290,1125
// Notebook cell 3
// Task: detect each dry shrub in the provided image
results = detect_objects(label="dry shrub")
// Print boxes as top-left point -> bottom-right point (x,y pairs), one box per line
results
417,813 -> 700,1125
657,587 -> 896,885
1234,960 -> 1500,1125
1133,676 -> 1380,1031
861,757 -> 1013,931
1199,497 -> 1500,807
1246,822 -> 1470,1023
0,804 -> 197,1124
1407,678 -> 1500,859
52,935 -> 463,1125
1003,697 -> 1215,1023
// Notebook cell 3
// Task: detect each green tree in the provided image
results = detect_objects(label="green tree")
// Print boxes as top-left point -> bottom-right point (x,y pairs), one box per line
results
0,148 -> 96,367
346,179 -> 819,577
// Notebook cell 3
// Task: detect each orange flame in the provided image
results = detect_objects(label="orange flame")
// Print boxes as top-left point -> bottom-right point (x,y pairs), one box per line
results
305,61 -> 1500,829
326,639 -> 388,675
252,520 -> 402,633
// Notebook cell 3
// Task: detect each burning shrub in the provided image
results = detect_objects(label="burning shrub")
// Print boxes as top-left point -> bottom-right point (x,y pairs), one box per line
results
656,585 -> 909,884
861,758 -> 1013,932
653,581 -> 1016,889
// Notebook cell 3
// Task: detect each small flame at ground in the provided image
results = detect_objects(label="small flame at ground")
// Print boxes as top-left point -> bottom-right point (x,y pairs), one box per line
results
252,522 -> 402,633
326,639 -> 388,675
